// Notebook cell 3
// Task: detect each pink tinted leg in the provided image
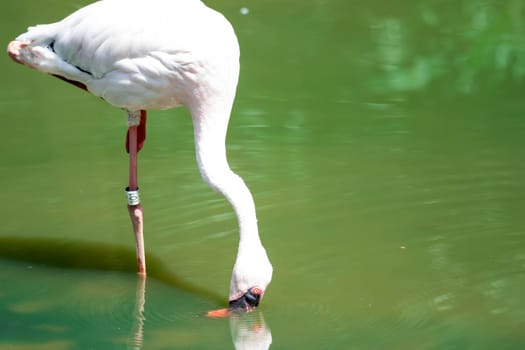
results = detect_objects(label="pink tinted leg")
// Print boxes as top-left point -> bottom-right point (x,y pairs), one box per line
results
128,203 -> 146,275
127,122 -> 146,275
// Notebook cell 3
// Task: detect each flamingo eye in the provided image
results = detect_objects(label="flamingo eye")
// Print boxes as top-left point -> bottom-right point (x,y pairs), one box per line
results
251,287 -> 263,296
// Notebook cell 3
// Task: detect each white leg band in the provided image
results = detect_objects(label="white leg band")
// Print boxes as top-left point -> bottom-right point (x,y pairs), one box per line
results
126,187 -> 141,205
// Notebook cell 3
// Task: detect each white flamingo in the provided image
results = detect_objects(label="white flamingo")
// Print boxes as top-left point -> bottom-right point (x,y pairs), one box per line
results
7,0 -> 272,312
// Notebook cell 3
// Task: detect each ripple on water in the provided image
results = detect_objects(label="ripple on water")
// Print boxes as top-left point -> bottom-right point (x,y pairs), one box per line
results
62,272 -> 137,332
390,230 -> 525,337
354,150 -> 523,220
316,152 -> 525,338
63,273 -> 212,327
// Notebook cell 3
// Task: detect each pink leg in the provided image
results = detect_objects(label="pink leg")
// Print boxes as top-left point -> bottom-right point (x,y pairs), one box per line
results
128,203 -> 146,275
127,118 -> 146,275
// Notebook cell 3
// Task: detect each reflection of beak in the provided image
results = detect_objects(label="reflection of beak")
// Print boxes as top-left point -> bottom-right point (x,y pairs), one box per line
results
207,287 -> 263,318
230,310 -> 272,350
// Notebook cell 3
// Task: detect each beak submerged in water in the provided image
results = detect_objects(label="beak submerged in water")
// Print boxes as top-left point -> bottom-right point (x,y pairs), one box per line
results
207,287 -> 263,318
229,287 -> 262,311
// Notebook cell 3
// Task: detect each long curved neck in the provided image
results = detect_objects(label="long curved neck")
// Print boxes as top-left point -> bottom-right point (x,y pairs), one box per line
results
189,101 -> 262,249
189,98 -> 272,302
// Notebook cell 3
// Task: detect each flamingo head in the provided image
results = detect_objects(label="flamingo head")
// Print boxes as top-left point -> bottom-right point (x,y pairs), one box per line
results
228,246 -> 273,312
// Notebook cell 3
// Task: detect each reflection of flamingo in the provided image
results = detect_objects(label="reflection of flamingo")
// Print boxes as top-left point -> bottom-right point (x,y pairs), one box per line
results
230,311 -> 272,350
129,276 -> 146,350
128,275 -> 272,350
7,0 -> 272,310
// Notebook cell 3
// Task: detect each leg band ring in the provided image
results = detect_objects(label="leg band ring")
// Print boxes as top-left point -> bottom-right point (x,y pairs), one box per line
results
125,187 -> 141,206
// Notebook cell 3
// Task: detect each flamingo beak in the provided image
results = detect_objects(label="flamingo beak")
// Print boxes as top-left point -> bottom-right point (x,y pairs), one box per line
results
229,287 -> 263,311
206,287 -> 263,318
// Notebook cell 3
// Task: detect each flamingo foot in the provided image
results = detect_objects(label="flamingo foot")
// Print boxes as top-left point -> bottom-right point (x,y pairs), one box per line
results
206,308 -> 231,318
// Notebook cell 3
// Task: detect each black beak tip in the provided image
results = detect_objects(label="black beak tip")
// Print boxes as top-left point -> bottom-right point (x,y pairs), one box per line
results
229,287 -> 262,311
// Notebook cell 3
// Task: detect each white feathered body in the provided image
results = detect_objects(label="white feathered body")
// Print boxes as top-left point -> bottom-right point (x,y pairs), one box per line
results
15,0 -> 240,112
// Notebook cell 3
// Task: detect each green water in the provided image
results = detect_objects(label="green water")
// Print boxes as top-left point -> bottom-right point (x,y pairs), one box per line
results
2,0 -> 525,349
